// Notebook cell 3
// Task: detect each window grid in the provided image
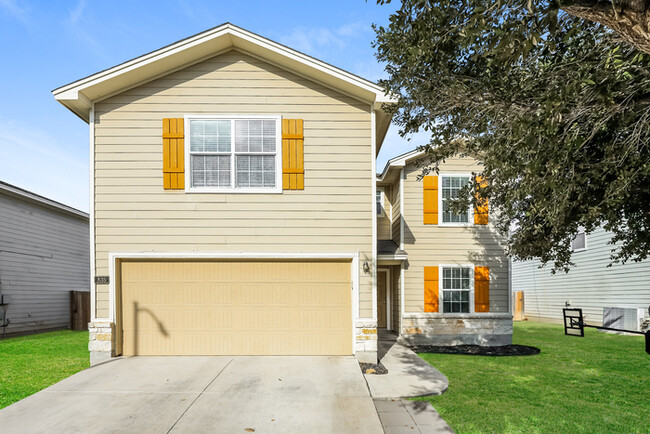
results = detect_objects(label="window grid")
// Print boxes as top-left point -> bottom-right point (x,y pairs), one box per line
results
188,118 -> 278,190
376,189 -> 384,216
441,176 -> 470,224
441,267 -> 471,313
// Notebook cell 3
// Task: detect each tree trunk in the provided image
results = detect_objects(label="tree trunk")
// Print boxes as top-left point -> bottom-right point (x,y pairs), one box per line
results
561,0 -> 650,54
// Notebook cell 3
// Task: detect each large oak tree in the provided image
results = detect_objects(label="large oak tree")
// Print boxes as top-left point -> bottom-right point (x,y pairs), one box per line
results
374,1 -> 650,270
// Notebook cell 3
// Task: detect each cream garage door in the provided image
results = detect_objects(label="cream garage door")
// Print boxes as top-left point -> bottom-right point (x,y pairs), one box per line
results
119,260 -> 352,356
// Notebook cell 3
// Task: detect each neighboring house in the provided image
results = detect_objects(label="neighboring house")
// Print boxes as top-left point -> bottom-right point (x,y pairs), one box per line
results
512,227 -> 650,327
377,150 -> 512,346
53,23 -> 511,365
0,181 -> 89,337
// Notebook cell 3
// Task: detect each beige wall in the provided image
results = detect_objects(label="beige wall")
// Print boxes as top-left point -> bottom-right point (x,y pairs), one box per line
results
93,50 -> 373,319
402,156 -> 509,313
391,179 -> 401,246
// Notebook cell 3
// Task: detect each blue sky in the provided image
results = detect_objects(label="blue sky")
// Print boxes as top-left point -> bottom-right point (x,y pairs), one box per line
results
0,0 -> 428,212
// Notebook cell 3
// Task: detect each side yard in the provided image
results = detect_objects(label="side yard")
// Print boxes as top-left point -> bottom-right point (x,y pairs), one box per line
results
0,331 -> 89,409
416,321 -> 649,433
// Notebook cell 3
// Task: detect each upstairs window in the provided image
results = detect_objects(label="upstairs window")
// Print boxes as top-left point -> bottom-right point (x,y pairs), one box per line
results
441,176 -> 471,224
187,116 -> 281,192
571,228 -> 587,252
377,188 -> 385,217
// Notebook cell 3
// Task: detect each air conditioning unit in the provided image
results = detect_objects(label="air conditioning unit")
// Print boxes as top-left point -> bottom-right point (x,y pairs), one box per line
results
602,307 -> 648,333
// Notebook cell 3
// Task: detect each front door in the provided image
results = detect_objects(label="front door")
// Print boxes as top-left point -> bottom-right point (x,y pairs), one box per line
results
377,270 -> 387,328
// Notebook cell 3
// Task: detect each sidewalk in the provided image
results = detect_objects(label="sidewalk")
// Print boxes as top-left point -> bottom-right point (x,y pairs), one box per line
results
365,331 -> 454,433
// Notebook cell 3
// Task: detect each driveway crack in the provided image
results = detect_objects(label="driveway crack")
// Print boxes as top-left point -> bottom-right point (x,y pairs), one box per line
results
166,358 -> 233,433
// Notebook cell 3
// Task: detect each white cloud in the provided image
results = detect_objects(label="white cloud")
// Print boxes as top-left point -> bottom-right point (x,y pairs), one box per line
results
68,0 -> 85,25
0,0 -> 31,27
279,21 -> 370,57
0,118 -> 88,212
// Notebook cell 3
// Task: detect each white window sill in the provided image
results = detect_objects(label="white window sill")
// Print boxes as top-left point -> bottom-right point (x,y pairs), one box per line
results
186,187 -> 282,194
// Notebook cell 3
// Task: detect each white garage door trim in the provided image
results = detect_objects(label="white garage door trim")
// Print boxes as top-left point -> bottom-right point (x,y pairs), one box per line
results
106,251 -> 360,354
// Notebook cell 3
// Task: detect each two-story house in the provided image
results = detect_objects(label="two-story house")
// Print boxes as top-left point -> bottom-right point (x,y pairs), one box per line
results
376,150 -> 512,347
53,23 -> 512,365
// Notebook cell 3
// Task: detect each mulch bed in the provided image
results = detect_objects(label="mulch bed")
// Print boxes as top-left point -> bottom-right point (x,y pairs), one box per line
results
410,344 -> 540,356
359,362 -> 389,374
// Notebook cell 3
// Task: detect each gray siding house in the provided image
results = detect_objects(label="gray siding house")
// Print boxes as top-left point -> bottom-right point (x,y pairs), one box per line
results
0,181 -> 90,337
512,227 -> 650,327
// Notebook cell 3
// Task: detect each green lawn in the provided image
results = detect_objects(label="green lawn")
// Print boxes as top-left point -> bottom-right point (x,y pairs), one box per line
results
0,330 -> 89,409
417,321 -> 649,433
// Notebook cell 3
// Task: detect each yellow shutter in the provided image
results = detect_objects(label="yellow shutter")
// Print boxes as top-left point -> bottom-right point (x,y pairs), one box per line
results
474,176 -> 489,225
423,175 -> 438,224
474,266 -> 490,312
162,118 -> 185,190
424,266 -> 439,312
282,119 -> 304,190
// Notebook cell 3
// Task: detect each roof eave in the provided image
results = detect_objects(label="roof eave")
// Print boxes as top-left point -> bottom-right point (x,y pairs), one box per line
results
53,23 -> 395,124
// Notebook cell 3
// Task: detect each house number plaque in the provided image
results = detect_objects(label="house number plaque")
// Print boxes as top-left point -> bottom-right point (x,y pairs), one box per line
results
95,276 -> 110,284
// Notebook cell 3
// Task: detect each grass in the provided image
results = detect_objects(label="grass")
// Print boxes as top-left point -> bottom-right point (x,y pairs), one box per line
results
0,330 -> 89,409
416,321 -> 649,433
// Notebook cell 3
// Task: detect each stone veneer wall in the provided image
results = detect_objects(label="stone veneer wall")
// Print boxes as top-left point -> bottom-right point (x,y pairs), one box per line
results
399,314 -> 513,346
88,321 -> 114,365
354,319 -> 377,363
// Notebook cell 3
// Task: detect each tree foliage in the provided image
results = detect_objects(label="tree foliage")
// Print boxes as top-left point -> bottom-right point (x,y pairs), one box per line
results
374,0 -> 650,270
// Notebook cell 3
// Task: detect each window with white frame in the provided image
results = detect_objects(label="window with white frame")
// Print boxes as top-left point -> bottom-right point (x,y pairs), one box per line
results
377,188 -> 385,216
441,176 -> 471,224
441,267 -> 471,313
571,228 -> 587,252
188,117 -> 280,191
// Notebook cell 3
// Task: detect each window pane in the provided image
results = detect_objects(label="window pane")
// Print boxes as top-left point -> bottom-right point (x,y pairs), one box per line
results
442,290 -> 470,313
441,176 -> 470,223
191,155 -> 230,187
236,155 -> 275,188
190,120 -> 230,152
235,120 -> 276,153
571,232 -> 586,251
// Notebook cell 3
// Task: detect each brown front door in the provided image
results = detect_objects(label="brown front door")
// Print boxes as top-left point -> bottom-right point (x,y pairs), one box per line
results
377,270 -> 387,328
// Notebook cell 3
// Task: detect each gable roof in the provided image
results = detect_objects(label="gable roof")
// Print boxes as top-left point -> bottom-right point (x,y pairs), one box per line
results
0,180 -> 88,220
52,23 -> 394,145
377,148 -> 425,183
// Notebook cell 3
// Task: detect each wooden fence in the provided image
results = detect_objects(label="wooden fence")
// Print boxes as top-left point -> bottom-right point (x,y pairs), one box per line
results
70,291 -> 90,331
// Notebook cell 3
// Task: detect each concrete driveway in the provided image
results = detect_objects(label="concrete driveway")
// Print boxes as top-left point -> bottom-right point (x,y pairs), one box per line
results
0,356 -> 383,433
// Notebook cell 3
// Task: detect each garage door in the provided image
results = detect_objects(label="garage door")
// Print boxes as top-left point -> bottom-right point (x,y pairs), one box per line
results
118,260 -> 352,356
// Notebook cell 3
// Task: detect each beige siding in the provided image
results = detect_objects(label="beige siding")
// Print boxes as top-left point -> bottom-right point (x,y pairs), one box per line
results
377,185 -> 391,240
402,156 -> 508,313
391,179 -> 401,246
93,50 -> 373,319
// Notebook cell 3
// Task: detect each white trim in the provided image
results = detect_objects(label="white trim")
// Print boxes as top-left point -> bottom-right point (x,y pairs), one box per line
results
89,103 -> 96,322
439,263 -> 475,314
53,24 -> 395,121
371,108 -> 378,321
571,229 -> 588,252
377,149 -> 424,181
183,114 -> 282,194
385,268 -> 391,330
508,257 -> 512,316
438,173 -> 474,227
376,186 -> 386,218
377,267 -> 391,329
106,251 -> 360,354
400,263 -> 405,334
399,168 -> 405,250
